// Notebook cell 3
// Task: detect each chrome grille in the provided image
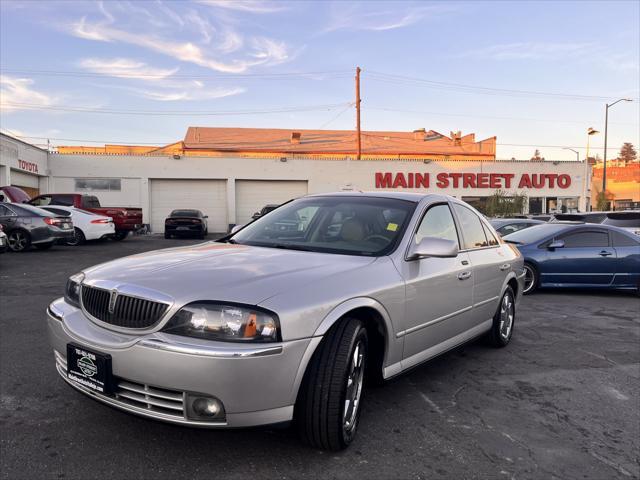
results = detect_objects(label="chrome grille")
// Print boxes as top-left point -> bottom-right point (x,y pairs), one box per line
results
81,285 -> 169,329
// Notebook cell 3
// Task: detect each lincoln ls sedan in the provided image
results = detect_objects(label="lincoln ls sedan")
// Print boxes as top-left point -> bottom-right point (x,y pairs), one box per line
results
47,193 -> 524,450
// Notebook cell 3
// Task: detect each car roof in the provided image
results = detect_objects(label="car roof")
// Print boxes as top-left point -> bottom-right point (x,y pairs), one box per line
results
490,218 -> 544,226
306,191 -> 448,203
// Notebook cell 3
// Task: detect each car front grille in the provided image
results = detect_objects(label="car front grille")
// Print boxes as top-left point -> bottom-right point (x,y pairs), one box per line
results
81,285 -> 169,329
54,351 -> 186,420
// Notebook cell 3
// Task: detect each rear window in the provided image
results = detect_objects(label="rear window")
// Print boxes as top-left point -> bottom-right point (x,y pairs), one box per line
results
501,224 -> 568,244
81,196 -> 101,208
171,210 -> 200,217
603,213 -> 640,228
13,204 -> 56,217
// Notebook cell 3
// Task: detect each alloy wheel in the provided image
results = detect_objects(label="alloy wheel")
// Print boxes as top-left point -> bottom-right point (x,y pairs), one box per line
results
343,340 -> 365,434
499,293 -> 515,340
523,265 -> 535,294
8,231 -> 28,252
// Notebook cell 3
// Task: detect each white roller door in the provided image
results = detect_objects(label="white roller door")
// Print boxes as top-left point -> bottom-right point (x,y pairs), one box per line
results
235,180 -> 308,225
150,179 -> 227,233
11,170 -> 39,188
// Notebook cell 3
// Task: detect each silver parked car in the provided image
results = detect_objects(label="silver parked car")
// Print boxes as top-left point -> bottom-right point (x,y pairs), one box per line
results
47,193 -> 524,450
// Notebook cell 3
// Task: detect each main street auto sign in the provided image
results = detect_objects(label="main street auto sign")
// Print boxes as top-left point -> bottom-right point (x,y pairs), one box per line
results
374,172 -> 571,189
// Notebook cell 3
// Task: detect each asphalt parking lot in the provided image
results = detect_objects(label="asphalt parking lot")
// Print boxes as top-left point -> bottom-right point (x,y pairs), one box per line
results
1,236 -> 638,480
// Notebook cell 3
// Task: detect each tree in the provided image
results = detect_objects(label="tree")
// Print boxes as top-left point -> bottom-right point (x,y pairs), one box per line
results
595,191 -> 611,211
530,149 -> 545,161
618,142 -> 637,163
485,189 -> 528,217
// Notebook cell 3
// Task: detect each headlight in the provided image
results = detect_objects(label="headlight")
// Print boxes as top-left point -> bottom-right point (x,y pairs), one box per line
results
163,302 -> 280,343
65,272 -> 84,307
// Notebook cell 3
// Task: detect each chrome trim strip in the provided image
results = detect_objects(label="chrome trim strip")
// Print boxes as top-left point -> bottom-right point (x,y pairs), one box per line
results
396,305 -> 473,338
473,295 -> 499,308
47,303 -> 64,321
54,359 -> 227,427
138,338 -> 284,358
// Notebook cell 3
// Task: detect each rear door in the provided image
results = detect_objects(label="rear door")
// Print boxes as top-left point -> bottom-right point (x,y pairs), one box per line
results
452,203 -> 508,324
541,228 -> 615,286
610,230 -> 640,288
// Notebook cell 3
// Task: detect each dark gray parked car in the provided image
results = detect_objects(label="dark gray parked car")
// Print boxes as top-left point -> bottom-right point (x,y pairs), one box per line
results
0,202 -> 74,252
490,218 -> 545,236
164,209 -> 208,239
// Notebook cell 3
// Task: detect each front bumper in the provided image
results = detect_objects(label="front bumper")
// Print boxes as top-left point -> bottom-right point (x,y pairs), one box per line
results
47,298 -> 315,428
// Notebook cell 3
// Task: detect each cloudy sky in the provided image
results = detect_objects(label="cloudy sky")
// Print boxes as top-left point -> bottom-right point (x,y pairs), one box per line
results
0,0 -> 638,160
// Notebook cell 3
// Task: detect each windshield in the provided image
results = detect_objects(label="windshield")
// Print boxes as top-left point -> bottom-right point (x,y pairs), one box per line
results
501,223 -> 569,245
230,196 -> 416,256
171,210 -> 200,217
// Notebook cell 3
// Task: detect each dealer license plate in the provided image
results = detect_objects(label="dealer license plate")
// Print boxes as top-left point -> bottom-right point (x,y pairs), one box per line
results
66,343 -> 114,394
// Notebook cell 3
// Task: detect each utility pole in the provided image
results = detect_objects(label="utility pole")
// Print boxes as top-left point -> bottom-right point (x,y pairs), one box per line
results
355,66 -> 361,160
602,98 -> 632,197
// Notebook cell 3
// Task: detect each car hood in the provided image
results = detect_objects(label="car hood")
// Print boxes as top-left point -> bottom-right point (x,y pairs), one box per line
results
82,242 -> 376,305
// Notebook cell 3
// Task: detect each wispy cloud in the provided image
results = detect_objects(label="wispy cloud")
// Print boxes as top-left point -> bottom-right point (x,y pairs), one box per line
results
66,1 -> 291,73
0,75 -> 57,113
79,58 -> 179,80
324,3 -> 458,33
135,86 -> 245,102
460,42 -> 597,61
196,0 -> 285,14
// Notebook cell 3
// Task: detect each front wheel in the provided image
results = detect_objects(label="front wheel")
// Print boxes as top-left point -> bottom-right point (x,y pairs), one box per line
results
522,263 -> 538,295
488,287 -> 516,347
296,318 -> 368,451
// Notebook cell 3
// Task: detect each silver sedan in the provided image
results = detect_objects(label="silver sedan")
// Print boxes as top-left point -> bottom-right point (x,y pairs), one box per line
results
47,192 -> 524,450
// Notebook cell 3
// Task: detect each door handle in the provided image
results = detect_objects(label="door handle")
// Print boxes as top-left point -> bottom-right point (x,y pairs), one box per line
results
499,263 -> 510,271
598,251 -> 613,257
457,271 -> 472,280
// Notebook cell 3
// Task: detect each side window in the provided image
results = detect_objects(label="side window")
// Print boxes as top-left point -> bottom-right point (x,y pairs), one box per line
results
82,196 -> 101,208
481,222 -> 499,246
415,204 -> 459,246
560,231 -> 609,248
52,195 -> 74,207
31,195 -> 52,206
611,231 -> 639,247
0,205 -> 14,216
453,204 -> 488,249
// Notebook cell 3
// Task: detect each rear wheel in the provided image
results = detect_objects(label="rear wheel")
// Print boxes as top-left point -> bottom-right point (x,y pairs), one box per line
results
113,231 -> 128,241
522,263 -> 538,295
488,286 -> 516,347
7,230 -> 30,252
296,318 -> 368,451
66,227 -> 86,246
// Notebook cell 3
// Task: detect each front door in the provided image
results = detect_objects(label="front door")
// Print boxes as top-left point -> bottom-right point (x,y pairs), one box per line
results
395,203 -> 474,367
541,228 -> 615,286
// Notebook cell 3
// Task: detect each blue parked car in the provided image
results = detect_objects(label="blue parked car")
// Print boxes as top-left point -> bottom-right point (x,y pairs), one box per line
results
502,223 -> 640,294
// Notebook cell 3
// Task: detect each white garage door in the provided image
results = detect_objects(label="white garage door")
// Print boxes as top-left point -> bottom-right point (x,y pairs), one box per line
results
235,180 -> 308,225
11,170 -> 39,188
150,179 -> 227,233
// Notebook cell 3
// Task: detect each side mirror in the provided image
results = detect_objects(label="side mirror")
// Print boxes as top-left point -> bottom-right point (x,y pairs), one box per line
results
548,239 -> 565,249
252,212 -> 261,219
408,237 -> 459,260
230,224 -> 243,234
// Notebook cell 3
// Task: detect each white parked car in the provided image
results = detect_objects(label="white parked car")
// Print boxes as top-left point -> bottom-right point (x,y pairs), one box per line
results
0,224 -> 7,253
40,206 -> 115,245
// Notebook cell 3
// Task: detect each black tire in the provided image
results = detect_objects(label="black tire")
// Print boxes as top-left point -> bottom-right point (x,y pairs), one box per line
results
164,232 -> 171,239
488,286 -> 516,348
66,227 -> 86,246
522,263 -> 538,295
34,242 -> 54,250
296,318 -> 368,451
7,229 -> 31,252
112,231 -> 128,241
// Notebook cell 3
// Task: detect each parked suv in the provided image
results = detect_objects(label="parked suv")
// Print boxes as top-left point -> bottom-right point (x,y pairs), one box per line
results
29,193 -> 142,240
0,202 -> 74,251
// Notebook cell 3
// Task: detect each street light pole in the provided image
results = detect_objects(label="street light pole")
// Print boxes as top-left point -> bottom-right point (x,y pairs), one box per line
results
602,98 -> 633,195
563,147 -> 579,162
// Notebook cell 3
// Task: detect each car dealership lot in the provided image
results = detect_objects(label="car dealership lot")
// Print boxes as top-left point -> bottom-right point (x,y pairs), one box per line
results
1,237 -> 638,480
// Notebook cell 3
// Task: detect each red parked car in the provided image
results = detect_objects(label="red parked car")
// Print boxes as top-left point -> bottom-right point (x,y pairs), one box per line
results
0,186 -> 31,204
29,193 -> 142,241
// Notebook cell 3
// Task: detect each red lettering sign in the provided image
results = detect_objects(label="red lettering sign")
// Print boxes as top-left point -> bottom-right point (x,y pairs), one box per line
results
375,172 -> 571,190
17,159 -> 39,173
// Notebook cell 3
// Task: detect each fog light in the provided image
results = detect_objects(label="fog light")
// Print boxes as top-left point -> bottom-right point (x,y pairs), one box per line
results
186,394 -> 225,421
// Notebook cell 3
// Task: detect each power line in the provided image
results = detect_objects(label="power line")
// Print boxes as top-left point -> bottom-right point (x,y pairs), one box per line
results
367,70 -> 639,102
0,102 -> 352,116
0,67 -> 353,80
365,106 -> 637,126
319,103 -> 354,129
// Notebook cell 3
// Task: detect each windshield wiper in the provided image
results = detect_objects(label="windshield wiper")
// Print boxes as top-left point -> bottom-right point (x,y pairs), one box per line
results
268,243 -> 315,252
503,239 -> 522,245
